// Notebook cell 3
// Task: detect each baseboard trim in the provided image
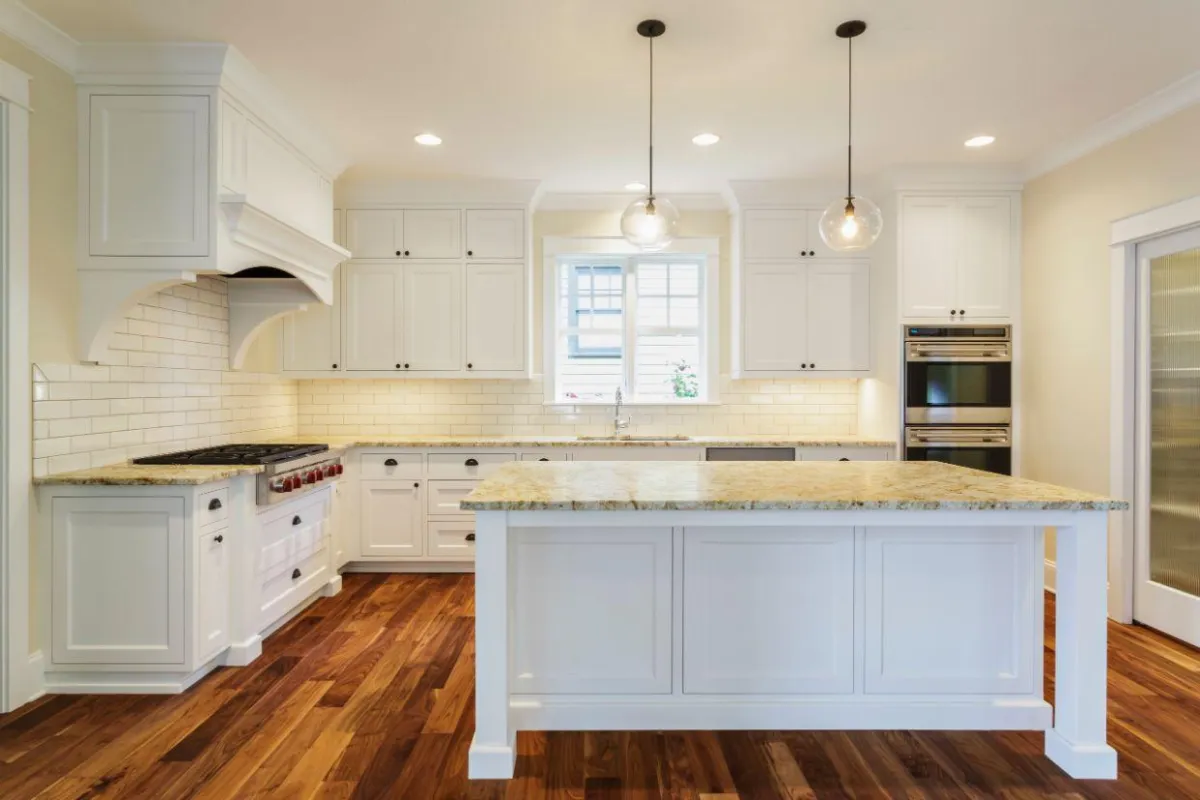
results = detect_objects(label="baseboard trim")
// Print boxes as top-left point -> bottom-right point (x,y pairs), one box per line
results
323,574 -> 343,597
23,650 -> 45,706
342,562 -> 474,574
44,659 -> 220,695
224,636 -> 263,667
1045,558 -> 1057,594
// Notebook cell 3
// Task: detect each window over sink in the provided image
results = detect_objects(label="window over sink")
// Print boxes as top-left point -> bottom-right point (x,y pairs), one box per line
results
548,249 -> 717,404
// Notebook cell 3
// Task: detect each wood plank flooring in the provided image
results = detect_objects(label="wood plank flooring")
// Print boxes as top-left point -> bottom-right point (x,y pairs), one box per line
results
2,574 -> 1199,799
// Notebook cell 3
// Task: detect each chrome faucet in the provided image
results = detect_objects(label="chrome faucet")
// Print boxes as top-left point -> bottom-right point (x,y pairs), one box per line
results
613,386 -> 631,436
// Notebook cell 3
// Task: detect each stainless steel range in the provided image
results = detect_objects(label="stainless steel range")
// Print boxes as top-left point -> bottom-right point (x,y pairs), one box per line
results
132,443 -> 343,505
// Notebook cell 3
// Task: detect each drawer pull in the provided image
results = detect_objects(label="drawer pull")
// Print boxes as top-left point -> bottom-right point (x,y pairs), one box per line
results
838,458 -> 850,462
465,533 -> 476,542
208,498 -> 222,511
465,458 -> 479,467
293,516 -> 302,526
292,568 -> 301,580
384,458 -> 399,467
214,534 -> 224,543
538,457 -> 550,462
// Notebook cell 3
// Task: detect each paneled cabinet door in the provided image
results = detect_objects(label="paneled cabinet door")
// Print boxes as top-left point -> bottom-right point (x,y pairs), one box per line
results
197,528 -> 231,663
88,95 -> 210,257
743,209 -> 809,260
957,196 -> 1012,319
900,196 -> 959,318
282,265 -> 342,371
805,262 -> 870,372
360,480 -> 424,558
346,209 -> 403,258
344,262 -> 404,370
403,263 -> 463,370
465,263 -> 525,372
466,209 -> 525,259
742,262 -> 806,372
403,209 -> 463,258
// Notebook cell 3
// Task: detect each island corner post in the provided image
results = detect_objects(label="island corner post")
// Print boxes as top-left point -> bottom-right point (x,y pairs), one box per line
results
462,461 -> 1121,782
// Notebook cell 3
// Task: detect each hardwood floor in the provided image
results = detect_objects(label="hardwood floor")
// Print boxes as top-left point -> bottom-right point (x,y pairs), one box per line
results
3,574 -> 1200,799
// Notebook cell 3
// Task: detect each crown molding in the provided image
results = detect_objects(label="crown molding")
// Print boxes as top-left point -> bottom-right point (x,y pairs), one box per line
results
0,1 -> 77,75
336,178 -> 542,207
1023,69 -> 1200,181
534,192 -> 729,212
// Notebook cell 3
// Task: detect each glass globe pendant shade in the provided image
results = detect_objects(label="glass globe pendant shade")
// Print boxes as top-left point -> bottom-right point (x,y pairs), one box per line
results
620,196 -> 680,252
818,195 -> 883,252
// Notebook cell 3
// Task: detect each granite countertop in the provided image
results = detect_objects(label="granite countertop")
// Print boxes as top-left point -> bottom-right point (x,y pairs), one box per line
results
34,463 -> 265,487
460,460 -> 1129,512
267,434 -> 897,449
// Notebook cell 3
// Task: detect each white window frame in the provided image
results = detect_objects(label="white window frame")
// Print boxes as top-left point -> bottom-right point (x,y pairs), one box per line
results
542,236 -> 720,405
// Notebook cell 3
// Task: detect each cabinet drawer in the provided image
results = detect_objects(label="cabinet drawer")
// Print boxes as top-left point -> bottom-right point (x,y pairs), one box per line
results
797,447 -> 893,462
427,520 -> 476,560
259,491 -> 330,552
259,546 -> 329,630
427,480 -> 478,517
197,486 -> 229,527
360,452 -> 423,478
521,451 -> 568,462
427,452 -> 515,478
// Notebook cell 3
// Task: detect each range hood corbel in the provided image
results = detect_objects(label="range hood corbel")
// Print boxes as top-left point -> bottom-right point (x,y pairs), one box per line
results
226,276 -> 319,369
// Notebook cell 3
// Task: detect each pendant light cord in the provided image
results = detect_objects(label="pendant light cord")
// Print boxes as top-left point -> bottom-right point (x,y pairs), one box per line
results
648,33 -> 655,200
846,33 -> 853,202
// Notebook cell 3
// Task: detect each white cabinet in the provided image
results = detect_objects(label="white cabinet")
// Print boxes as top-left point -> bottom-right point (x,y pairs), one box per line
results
900,195 -> 1015,321
282,265 -> 342,371
742,208 -> 837,260
466,209 -> 525,259
88,95 -> 211,257
427,520 -> 477,560
344,262 -> 404,370
512,527 -> 673,694
360,480 -> 424,558
465,263 -> 526,372
403,263 -> 463,370
797,447 -> 893,461
741,260 -> 870,375
346,209 -> 463,259
570,447 -> 704,461
197,527 -> 231,662
682,527 -> 855,694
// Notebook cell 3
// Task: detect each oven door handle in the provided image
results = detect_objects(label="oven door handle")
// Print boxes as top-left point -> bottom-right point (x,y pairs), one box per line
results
906,344 -> 1012,362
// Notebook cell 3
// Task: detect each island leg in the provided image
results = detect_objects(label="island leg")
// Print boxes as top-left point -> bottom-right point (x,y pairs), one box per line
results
468,511 -> 515,779
1046,511 -> 1118,778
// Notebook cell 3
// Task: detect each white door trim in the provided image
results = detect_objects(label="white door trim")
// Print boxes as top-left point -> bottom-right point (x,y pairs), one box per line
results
1109,194 -> 1200,625
0,57 -> 34,711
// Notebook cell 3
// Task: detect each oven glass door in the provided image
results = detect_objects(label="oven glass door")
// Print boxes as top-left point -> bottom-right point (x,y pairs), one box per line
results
905,361 -> 1012,419
905,444 -> 1012,475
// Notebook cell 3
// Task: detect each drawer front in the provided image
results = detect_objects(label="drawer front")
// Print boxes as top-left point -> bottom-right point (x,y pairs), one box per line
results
360,452 -> 423,479
797,447 -> 893,462
427,452 -> 516,479
259,546 -> 329,630
198,486 -> 229,527
259,517 -> 326,582
521,451 -> 569,462
259,491 -> 330,552
427,480 -> 478,517
427,520 -> 476,560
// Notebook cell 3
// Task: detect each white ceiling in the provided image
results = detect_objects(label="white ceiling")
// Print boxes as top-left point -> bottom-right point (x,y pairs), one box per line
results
25,0 -> 1200,192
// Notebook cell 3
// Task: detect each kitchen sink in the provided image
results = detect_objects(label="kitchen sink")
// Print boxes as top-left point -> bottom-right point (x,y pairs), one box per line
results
575,435 -> 693,441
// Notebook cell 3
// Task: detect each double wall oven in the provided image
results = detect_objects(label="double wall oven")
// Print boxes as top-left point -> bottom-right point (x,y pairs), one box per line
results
903,325 -> 1013,475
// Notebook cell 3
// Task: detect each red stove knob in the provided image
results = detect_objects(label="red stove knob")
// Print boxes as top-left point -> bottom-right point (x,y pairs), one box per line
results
334,463 -> 344,475
325,465 -> 337,478
306,470 -> 317,484
281,477 -> 295,492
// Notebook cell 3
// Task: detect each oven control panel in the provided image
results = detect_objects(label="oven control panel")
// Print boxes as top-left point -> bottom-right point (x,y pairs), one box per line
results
260,457 -> 344,505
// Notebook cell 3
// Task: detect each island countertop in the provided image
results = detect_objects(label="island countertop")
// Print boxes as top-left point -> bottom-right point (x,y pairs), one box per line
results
459,460 -> 1128,512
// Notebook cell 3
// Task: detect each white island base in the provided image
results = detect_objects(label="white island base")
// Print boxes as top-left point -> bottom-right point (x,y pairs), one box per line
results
466,506 -> 1116,781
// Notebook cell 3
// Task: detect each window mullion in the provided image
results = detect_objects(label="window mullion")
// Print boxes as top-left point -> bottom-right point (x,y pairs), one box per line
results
624,259 -> 638,396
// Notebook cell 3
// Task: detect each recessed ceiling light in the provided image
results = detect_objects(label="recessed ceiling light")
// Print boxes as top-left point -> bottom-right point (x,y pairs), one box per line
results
692,133 -> 720,146
964,135 -> 995,148
625,182 -> 647,191
414,133 -> 442,146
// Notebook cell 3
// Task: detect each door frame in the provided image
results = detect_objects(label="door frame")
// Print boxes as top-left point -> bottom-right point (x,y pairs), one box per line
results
1110,193 -> 1200,624
0,59 -> 33,711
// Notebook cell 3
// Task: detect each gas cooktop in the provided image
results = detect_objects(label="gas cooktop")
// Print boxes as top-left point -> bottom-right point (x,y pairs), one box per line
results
132,443 -> 329,466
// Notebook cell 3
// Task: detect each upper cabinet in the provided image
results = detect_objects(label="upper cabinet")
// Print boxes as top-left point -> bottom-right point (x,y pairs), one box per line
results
742,209 -> 838,261
899,195 -> 1016,321
466,209 -> 525,260
346,209 -> 463,259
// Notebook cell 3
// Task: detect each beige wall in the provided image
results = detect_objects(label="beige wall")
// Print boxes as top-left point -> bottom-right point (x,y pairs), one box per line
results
0,34 -> 77,364
1023,104 -> 1200,559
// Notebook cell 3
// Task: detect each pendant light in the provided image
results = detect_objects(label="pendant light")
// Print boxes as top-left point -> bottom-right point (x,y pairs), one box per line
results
621,19 -> 680,252
819,20 -> 882,252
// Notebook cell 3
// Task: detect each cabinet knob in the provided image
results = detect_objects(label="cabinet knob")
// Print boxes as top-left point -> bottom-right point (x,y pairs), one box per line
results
332,363 -> 338,369
465,533 -> 476,542
810,363 -> 816,369
465,458 -> 479,467
466,363 -> 473,369
467,250 -> 474,256
959,309 -> 966,315
404,250 -> 410,256
404,363 -> 410,369
396,363 -> 402,369
384,458 -> 398,466
950,309 -> 958,315
214,534 -> 224,543
292,568 -> 301,580
208,498 -> 222,511
292,515 -> 302,526
395,250 -> 402,257
800,363 -> 808,369
413,482 -> 420,488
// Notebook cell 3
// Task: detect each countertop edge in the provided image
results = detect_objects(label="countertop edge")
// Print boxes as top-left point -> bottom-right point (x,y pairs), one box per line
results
460,500 -> 1130,512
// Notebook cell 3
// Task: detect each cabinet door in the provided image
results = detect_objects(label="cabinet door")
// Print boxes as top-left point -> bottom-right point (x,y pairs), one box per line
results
805,209 -> 842,260
805,262 -> 870,372
282,265 -> 342,371
197,528 -> 231,663
52,497 -> 186,665
900,197 -> 959,318
465,263 -> 525,372
403,262 -> 462,371
402,209 -> 462,258
346,210 -> 403,258
743,209 -> 809,260
742,262 -> 806,372
89,95 -> 210,257
360,480 -> 424,558
344,262 -> 404,370
466,209 -> 525,259
957,196 -> 1013,319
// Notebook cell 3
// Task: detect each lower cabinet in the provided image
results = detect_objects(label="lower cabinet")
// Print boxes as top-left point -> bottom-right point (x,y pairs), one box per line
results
360,479 -> 424,557
427,520 -> 477,560
197,527 -> 231,663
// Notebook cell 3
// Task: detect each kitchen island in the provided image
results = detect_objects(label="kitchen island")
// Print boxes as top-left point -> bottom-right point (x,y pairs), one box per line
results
461,460 -> 1126,781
